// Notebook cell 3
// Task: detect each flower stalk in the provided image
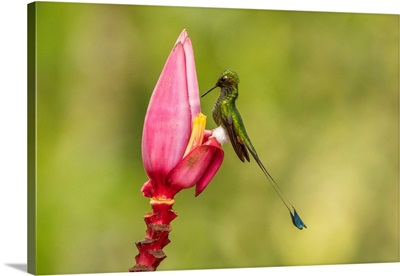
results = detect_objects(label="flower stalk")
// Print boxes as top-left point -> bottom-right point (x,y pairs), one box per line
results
130,198 -> 176,272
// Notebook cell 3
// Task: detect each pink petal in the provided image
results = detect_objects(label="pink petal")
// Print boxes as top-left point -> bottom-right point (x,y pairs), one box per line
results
203,129 -> 213,142
175,29 -> 188,45
195,138 -> 224,196
141,179 -> 155,198
142,41 -> 191,181
167,144 -> 216,190
181,33 -> 200,121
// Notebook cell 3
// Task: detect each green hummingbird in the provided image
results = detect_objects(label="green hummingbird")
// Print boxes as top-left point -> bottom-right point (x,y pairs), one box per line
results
202,69 -> 307,230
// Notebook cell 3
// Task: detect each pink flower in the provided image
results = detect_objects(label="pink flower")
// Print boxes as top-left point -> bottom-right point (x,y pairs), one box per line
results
140,29 -> 224,199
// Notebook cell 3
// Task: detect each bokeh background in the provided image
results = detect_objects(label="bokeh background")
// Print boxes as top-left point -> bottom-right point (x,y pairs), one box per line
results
32,2 -> 398,274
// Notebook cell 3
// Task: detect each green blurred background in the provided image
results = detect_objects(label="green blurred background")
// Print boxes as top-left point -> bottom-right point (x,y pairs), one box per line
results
32,2 -> 398,274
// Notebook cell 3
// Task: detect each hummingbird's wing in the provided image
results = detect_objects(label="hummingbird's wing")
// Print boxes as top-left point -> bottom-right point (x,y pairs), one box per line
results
223,114 -> 250,163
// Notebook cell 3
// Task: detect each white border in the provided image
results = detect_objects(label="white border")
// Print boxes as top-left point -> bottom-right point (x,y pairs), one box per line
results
1,1 -> 399,276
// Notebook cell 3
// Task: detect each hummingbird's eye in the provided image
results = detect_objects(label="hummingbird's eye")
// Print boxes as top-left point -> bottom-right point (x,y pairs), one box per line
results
221,76 -> 228,82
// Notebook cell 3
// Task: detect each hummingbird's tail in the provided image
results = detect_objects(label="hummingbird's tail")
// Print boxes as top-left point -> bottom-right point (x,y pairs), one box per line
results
246,145 -> 307,230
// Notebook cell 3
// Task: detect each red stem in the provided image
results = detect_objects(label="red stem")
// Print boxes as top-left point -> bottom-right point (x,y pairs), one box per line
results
130,197 -> 177,272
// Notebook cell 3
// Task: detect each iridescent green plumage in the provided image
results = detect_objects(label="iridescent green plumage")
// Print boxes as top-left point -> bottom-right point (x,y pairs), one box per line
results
202,69 -> 306,230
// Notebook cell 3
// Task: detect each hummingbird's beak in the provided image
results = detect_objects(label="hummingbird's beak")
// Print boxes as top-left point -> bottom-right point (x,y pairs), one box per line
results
201,85 -> 217,98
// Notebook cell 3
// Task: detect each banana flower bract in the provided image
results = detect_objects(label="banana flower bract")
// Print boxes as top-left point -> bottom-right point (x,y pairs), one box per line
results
131,30 -> 224,272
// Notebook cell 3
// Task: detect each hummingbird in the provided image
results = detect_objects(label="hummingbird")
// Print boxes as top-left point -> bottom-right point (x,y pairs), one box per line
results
201,69 -> 307,230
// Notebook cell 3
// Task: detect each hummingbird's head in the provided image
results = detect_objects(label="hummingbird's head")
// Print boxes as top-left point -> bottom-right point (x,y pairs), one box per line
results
216,69 -> 240,88
201,69 -> 240,98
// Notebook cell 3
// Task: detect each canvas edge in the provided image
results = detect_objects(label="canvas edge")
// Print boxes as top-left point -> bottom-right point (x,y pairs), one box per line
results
27,2 -> 37,275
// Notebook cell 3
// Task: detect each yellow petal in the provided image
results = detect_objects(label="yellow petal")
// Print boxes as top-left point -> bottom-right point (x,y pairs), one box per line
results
183,113 -> 206,157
